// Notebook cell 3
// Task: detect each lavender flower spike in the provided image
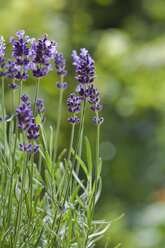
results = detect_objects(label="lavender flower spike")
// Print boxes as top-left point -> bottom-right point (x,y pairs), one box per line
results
9,30 -> 31,80
72,48 -> 97,85
36,99 -> 46,114
0,36 -> 6,77
67,93 -> 82,114
29,35 -> 57,78
54,52 -> 67,76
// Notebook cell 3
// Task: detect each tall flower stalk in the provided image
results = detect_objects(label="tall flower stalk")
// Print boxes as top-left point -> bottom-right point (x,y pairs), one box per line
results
53,52 -> 67,163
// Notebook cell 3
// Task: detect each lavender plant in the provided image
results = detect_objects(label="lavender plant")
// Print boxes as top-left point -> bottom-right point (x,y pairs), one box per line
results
0,31 -> 123,248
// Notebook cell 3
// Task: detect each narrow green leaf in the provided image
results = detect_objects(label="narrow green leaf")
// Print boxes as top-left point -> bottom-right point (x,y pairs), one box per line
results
54,148 -> 67,175
95,176 -> 102,203
45,169 -> 52,189
70,184 -> 80,204
44,224 -> 64,247
76,194 -> 87,212
71,148 -> 88,178
85,136 -> 92,179
114,243 -> 121,248
97,158 -> 102,181
72,169 -> 86,192
13,153 -> 24,175
67,211 -> 72,245
49,125 -> 53,160
89,224 -> 111,239
45,151 -> 52,176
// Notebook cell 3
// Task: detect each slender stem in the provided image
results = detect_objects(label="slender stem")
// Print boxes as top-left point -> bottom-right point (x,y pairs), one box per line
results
33,77 -> 40,115
67,121 -> 75,164
85,112 -> 100,247
18,80 -> 23,105
27,153 -> 34,243
53,75 -> 64,163
91,111 -> 100,218
55,101 -> 86,240
51,121 -> 75,239
2,77 -> 6,162
13,153 -> 28,248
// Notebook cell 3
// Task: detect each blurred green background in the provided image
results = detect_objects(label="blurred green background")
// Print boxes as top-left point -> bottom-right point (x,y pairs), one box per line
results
2,0 -> 165,247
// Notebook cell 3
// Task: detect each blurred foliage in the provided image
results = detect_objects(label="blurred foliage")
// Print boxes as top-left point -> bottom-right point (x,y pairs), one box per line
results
1,0 -> 165,247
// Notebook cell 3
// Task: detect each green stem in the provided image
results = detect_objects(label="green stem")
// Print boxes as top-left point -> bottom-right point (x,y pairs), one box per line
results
91,111 -> 100,218
33,77 -> 40,115
2,77 -> 6,161
13,153 -> 28,248
55,101 -> 86,241
53,75 -> 64,163
18,80 -> 23,105
85,112 -> 100,247
51,121 -> 75,240
27,153 -> 34,243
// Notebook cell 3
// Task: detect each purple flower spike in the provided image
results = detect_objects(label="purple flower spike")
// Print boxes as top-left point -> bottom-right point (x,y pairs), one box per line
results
36,98 -> 46,114
29,35 -> 57,78
54,52 -> 67,76
0,116 -> 3,121
21,94 -> 29,102
27,118 -> 40,140
72,48 -> 97,85
16,94 -> 33,130
8,82 -> 19,90
0,36 -> 6,77
9,30 -> 31,80
67,94 -> 82,114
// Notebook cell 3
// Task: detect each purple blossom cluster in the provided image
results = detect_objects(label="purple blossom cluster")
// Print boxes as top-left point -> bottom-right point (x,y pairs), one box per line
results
16,94 -> 40,153
36,99 -> 45,114
54,53 -> 67,76
9,30 -> 31,80
29,35 -> 57,78
0,36 -> 7,77
19,143 -> 40,153
72,48 -> 97,85
54,52 -> 68,89
68,48 -> 103,125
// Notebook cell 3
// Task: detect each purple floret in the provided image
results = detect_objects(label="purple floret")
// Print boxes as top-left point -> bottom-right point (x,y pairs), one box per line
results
8,82 -> 19,90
